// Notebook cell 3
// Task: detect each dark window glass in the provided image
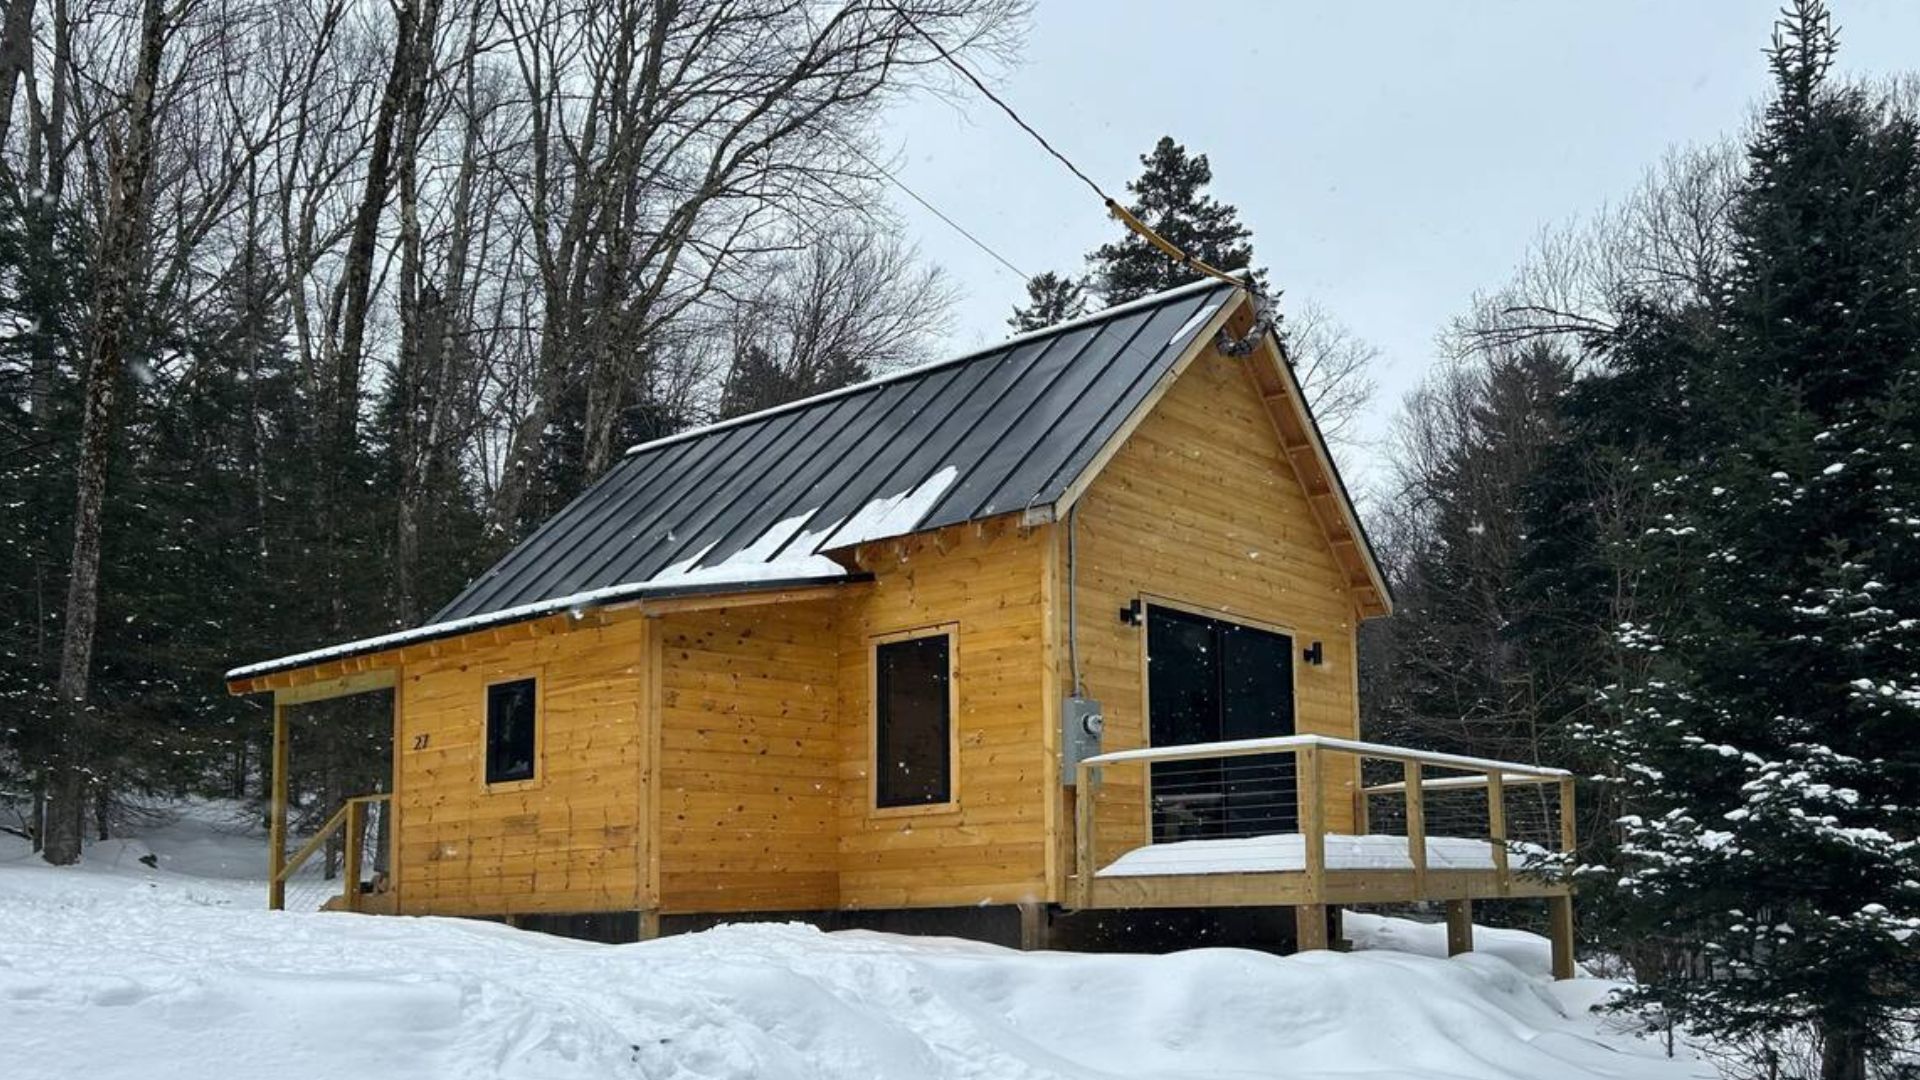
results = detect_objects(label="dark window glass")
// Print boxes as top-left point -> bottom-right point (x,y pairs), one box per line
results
486,678 -> 538,784
875,635 -> 952,807
1147,607 -> 1295,840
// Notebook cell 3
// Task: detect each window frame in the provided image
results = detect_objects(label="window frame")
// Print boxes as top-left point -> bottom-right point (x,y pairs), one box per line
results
868,623 -> 961,817
481,672 -> 544,791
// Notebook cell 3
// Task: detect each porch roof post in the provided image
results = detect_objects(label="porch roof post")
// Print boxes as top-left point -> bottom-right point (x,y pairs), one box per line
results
268,695 -> 289,910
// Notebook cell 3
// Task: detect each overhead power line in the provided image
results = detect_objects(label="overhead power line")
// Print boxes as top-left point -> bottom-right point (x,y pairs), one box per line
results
834,134 -> 1029,280
885,1 -> 1248,294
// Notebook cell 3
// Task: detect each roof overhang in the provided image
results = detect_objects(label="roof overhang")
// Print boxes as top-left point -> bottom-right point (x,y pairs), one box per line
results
225,574 -> 870,696
1029,290 -> 1392,620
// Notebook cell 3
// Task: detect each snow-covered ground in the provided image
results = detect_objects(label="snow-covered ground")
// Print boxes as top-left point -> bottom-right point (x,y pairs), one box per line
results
0,802 -> 1715,1080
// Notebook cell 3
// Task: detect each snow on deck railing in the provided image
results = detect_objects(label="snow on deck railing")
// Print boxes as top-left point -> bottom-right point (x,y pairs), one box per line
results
1077,734 -> 1570,779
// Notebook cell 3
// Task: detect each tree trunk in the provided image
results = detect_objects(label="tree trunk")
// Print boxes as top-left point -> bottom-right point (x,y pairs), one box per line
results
0,0 -> 36,151
1818,1021 -> 1867,1080
42,0 -> 166,866
93,783 -> 109,841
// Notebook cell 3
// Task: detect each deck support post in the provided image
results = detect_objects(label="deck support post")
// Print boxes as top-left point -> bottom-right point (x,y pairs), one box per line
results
1445,899 -> 1474,956
1548,895 -> 1576,980
638,910 -> 661,942
268,696 -> 289,911
1294,904 -> 1330,952
1018,902 -> 1051,951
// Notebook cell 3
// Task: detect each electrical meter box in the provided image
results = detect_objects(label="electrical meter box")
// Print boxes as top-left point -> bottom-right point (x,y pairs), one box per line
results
1061,695 -> 1104,785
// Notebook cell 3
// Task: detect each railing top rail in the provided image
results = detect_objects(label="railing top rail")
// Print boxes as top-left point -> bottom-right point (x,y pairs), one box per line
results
1077,734 -> 1571,778
1363,772 -> 1563,794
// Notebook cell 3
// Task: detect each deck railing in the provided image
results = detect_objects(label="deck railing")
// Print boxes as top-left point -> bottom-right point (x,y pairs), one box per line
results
269,792 -> 391,913
1073,735 -> 1574,912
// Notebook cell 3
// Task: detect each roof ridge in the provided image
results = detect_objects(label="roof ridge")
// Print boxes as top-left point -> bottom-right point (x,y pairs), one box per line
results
622,274 -> 1244,458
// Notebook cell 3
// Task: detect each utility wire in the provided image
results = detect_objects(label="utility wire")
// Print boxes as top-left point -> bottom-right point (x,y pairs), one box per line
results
834,133 -> 1029,280
885,0 -> 1247,292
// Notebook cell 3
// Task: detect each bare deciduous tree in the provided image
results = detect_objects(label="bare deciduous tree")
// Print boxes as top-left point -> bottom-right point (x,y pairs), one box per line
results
717,223 -> 954,419
1280,298 -> 1376,453
43,0 -> 169,866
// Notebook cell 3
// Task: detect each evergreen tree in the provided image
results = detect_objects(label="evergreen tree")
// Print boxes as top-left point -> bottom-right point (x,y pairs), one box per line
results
0,188 -> 94,831
1371,343 -> 1577,765
1087,137 -> 1259,304
1595,6 -> 1920,1075
1007,271 -> 1087,332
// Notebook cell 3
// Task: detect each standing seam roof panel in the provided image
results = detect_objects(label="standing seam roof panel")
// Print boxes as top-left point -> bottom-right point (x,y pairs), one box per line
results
676,390 -> 891,571
989,293 -> 1224,517
610,386 -> 868,580
624,364 -> 969,581
927,305 -> 1169,525
428,279 -> 1243,628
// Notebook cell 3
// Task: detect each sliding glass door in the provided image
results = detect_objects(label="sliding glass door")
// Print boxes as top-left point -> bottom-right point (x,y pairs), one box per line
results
1146,605 -> 1297,841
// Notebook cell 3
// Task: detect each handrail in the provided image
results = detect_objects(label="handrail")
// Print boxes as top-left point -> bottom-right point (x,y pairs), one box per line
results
1077,734 -> 1570,778
1071,737 -> 1574,913
1362,772 -> 1559,794
270,793 -> 391,912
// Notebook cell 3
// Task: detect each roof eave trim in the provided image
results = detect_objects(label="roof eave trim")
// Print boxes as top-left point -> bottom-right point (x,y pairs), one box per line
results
1259,326 -> 1394,616
225,573 -> 868,686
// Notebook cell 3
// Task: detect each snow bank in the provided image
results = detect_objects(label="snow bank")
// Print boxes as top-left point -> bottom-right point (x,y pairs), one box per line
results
0,807 -> 1706,1080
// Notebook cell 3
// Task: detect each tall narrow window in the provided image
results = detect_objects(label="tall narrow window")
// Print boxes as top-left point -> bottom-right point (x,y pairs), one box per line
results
874,633 -> 953,808
486,678 -> 538,784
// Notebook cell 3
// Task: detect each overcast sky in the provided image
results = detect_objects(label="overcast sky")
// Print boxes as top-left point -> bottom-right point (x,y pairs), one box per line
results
872,1 -> 1920,487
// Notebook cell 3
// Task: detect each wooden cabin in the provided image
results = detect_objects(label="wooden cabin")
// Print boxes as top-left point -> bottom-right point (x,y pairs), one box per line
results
226,278 -> 1576,973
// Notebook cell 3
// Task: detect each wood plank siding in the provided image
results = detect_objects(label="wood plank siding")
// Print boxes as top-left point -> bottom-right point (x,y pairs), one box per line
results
655,600 -> 840,913
836,522 -> 1055,909
392,613 -> 650,917
1064,341 -> 1364,874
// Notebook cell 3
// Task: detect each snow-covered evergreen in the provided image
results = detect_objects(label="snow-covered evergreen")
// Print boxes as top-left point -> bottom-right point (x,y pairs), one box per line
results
1595,5 -> 1920,1076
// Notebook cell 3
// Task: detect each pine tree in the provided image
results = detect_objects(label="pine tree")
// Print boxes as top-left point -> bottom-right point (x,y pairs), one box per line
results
1596,6 -> 1920,1075
1087,137 -> 1259,304
1007,271 -> 1087,332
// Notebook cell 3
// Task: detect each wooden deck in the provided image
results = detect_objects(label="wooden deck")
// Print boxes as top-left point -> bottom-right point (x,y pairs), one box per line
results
1071,735 -> 1577,975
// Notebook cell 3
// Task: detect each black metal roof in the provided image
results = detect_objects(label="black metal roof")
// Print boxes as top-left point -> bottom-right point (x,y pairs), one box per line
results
431,277 -> 1241,625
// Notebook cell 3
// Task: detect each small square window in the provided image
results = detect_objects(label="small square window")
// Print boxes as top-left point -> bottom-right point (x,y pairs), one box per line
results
874,634 -> 953,808
486,678 -> 537,785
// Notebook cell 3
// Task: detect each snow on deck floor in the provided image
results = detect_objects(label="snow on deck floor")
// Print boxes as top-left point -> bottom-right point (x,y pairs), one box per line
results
1098,832 -> 1510,877
0,803 -> 1712,1080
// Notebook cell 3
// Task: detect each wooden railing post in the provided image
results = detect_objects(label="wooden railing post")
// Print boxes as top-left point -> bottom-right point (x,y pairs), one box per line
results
341,799 -> 365,913
1295,745 -> 1330,951
1487,771 -> 1509,893
1299,745 -> 1325,899
1074,761 -> 1097,910
1353,770 -> 1370,837
1403,761 -> 1426,895
268,697 -> 289,911
1558,776 -> 1577,859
